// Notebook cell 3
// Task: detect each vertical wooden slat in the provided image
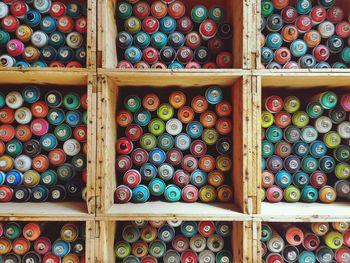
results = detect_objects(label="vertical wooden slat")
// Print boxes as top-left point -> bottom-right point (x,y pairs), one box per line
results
250,75 -> 262,214
97,75 -> 118,214
87,73 -> 97,214
87,0 -> 97,69
233,76 -> 252,214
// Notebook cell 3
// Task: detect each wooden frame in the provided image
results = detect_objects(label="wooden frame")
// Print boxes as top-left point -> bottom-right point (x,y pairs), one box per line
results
98,0 -> 252,69
0,0 -> 96,69
253,0 -> 350,71
96,72 -> 254,220
0,71 -> 97,216
0,219 -> 95,263
252,73 -> 350,222
95,219 -> 253,263
253,219 -> 350,263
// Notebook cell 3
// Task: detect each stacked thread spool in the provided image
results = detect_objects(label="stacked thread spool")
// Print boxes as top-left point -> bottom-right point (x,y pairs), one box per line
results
115,0 -> 233,69
0,222 -> 85,262
261,91 -> 350,203
114,87 -> 233,203
261,222 -> 350,263
0,86 -> 88,202
0,0 -> 87,67
115,220 -> 232,263
261,0 -> 350,69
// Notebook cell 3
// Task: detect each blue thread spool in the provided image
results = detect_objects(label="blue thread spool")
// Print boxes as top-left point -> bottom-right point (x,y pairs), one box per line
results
134,109 -> 151,126
66,110 -> 82,127
52,240 -> 71,257
40,16 -> 56,33
148,178 -> 166,197
160,16 -> 176,34
132,185 -> 150,203
47,108 -> 65,125
149,148 -> 166,166
24,10 -> 41,27
293,171 -> 309,188
40,133 -> 58,151
22,86 -> 40,103
293,141 -> 309,158
309,140 -> 327,158
30,185 -> 49,202
190,169 -> 207,188
164,184 -> 181,202
181,221 -> 198,238
265,33 -> 283,50
125,46 -> 142,64
133,31 -> 150,49
40,46 -> 58,63
140,163 -> 157,181
158,225 -> 175,242
5,170 -> 23,187
275,170 -> 292,188
301,185 -> 318,203
57,46 -> 74,63
168,62 -> 183,69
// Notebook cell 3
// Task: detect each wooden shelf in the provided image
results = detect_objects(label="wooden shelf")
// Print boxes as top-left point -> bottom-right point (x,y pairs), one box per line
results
98,69 -> 247,87
0,68 -> 89,85
254,202 -> 350,222
97,201 -> 250,221
0,202 -> 92,221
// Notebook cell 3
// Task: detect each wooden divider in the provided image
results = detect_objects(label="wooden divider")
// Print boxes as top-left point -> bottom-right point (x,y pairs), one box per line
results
98,0 -> 252,69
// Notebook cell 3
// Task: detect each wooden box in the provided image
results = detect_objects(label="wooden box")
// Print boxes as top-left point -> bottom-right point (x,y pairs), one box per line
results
0,70 -> 97,216
253,219 -> 350,263
254,0 -> 350,71
95,219 -> 253,263
96,72 -> 254,218
0,219 -> 95,263
252,73 -> 350,219
98,0 -> 252,69
0,0 -> 96,69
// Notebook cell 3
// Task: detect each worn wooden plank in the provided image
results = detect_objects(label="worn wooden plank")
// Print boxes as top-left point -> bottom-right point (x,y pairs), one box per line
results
87,74 -> 98,214
87,0 -> 97,68
251,75 -> 261,215
0,202 -> 92,220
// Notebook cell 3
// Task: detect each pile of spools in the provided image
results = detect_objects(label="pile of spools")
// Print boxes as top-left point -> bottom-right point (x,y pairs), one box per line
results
261,222 -> 350,263
115,220 -> 232,263
0,0 -> 87,67
261,91 -> 350,203
261,0 -> 350,69
0,222 -> 85,262
114,87 -> 233,203
0,86 -> 87,202
116,0 -> 233,69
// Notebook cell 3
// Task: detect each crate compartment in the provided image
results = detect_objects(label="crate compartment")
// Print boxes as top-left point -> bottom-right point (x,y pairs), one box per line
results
0,220 -> 92,262
96,220 -> 252,263
98,0 -> 250,69
0,0 -> 96,69
259,221 -> 350,263
254,73 -> 350,220
97,73 -> 252,218
257,0 -> 350,70
0,70 -> 96,216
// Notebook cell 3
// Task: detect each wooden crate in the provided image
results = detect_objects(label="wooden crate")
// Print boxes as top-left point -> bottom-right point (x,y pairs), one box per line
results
0,0 -> 96,69
252,73 -> 350,222
95,219 -> 253,263
0,70 -> 97,216
96,71 -> 254,219
253,219 -> 350,263
254,0 -> 350,71
0,219 -> 95,263
97,0 -> 251,69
